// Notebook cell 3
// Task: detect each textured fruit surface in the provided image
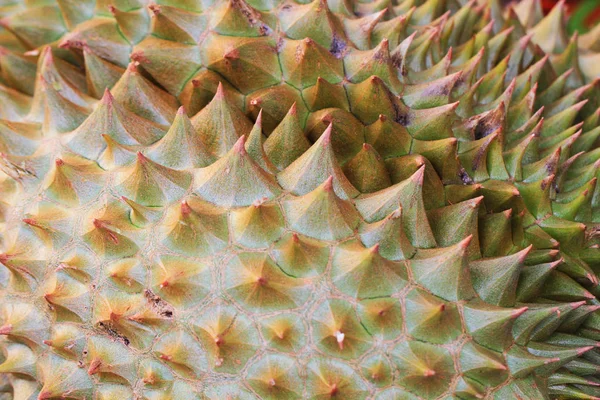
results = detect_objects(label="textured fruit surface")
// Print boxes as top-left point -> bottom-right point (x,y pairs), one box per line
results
0,0 -> 600,399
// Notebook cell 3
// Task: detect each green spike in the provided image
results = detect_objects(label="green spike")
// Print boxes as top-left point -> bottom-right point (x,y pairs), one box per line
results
364,114 -> 412,158
303,77 -> 349,112
280,38 -> 344,89
194,136 -> 281,207
404,287 -> 462,344
282,176 -> 360,241
542,271 -> 595,302
517,259 -> 562,302
471,246 -> 531,307
331,240 -> 407,298
355,166 -> 437,247
506,344 -> 557,378
358,206 -> 416,261
410,236 -> 474,302
245,110 -> 278,174
427,197 -> 482,258
463,301 -> 528,351
343,144 -> 391,193
459,340 -> 509,386
190,82 -> 253,158
264,103 -> 311,170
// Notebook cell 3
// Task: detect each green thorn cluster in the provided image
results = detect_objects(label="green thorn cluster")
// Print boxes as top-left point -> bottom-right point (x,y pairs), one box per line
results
0,0 -> 600,399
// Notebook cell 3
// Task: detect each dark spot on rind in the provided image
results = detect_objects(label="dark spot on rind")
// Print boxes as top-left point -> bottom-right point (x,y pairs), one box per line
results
392,102 -> 410,126
144,289 -> 175,318
97,322 -> 130,346
330,36 -> 347,58
459,168 -> 474,185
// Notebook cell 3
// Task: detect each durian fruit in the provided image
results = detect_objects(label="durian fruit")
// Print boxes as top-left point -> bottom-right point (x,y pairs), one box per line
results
0,0 -> 600,399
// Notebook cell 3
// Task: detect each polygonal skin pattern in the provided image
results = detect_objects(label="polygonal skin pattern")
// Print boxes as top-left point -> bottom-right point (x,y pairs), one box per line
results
0,0 -> 600,399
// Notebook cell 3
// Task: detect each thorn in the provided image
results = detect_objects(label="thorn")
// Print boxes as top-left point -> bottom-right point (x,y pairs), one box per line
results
330,383 -> 338,396
176,105 -> 186,115
370,243 -> 381,254
289,102 -> 297,116
101,88 -> 114,105
223,48 -> 240,60
38,392 -> 52,400
180,201 -> 192,215
255,109 -> 263,127
578,346 -> 594,356
233,135 -> 247,155
321,123 -> 333,146
323,176 -> 334,192
0,325 -> 12,335
459,234 -> 473,249
22,218 -> 40,227
148,4 -> 161,15
87,359 -> 102,375
512,307 -> 528,318
423,369 -> 436,377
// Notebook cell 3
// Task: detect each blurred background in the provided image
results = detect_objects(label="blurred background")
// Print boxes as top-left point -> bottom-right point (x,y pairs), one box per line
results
540,0 -> 599,33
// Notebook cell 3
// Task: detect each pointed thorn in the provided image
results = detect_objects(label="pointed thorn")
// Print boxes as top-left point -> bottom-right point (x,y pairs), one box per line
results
423,369 -> 436,377
577,346 -> 594,356
177,106 -> 186,115
0,325 -> 12,335
22,218 -> 38,227
180,201 -> 192,215
458,234 -> 473,249
289,102 -> 298,116
148,4 -> 161,15
233,135 -> 247,155
102,88 -> 114,105
38,392 -> 52,400
255,109 -> 263,127
291,232 -> 300,243
323,176 -> 334,192
512,307 -> 528,318
321,123 -> 333,146
87,359 -> 102,375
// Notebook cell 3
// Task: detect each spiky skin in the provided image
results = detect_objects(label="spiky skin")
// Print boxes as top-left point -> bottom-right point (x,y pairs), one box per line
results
0,0 -> 599,399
